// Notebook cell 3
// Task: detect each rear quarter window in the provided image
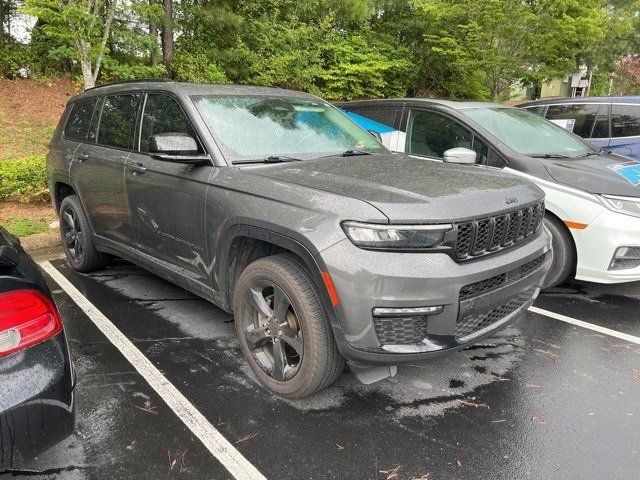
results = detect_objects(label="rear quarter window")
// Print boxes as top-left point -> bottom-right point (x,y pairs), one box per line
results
611,105 -> 640,138
63,99 -> 98,142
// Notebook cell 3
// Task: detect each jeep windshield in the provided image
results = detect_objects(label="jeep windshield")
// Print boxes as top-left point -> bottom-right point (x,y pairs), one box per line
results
192,96 -> 386,163
464,107 -> 592,158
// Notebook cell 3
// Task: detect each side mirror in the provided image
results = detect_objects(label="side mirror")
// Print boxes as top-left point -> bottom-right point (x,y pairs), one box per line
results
443,147 -> 477,164
149,133 -> 209,164
368,130 -> 383,143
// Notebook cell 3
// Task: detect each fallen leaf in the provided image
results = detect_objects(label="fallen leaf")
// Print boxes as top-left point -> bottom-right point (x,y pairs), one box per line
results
336,444 -> 344,451
532,411 -> 548,426
235,433 -> 258,444
380,465 -> 401,480
532,348 -> 559,362
458,399 -> 489,409
456,458 -> 462,467
134,404 -> 158,415
588,412 -> 595,416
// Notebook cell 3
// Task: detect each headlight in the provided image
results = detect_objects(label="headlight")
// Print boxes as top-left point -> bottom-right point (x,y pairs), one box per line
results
598,195 -> 640,219
341,221 -> 451,249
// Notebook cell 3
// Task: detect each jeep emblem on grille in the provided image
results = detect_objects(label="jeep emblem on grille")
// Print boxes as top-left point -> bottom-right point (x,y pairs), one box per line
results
505,197 -> 518,205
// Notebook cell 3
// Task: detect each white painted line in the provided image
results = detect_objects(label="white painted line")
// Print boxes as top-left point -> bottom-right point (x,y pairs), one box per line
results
528,306 -> 640,346
41,261 -> 267,480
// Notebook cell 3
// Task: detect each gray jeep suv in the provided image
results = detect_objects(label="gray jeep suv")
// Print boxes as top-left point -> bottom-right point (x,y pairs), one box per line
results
47,80 -> 551,398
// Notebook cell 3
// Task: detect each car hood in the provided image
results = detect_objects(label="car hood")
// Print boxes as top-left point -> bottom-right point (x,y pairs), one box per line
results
543,154 -> 640,197
241,153 -> 543,223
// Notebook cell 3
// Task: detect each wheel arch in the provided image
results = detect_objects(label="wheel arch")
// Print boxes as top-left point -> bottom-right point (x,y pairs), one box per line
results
544,208 -> 578,274
217,224 -> 339,326
52,180 -> 77,212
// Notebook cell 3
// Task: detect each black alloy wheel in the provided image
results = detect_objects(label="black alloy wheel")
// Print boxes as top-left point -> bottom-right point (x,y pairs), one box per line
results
240,280 -> 303,381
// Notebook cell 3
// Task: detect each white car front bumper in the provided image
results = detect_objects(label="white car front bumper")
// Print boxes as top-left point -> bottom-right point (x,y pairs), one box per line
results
574,208 -> 640,284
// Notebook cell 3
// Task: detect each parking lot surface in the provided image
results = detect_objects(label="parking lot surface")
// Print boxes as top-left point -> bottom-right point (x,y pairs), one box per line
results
2,255 -> 640,479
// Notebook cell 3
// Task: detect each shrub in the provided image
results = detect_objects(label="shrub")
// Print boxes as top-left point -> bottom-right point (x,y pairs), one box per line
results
1,216 -> 50,237
0,156 -> 49,203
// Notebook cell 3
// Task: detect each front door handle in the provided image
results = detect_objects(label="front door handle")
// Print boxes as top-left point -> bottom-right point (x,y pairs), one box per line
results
130,164 -> 147,175
75,154 -> 89,163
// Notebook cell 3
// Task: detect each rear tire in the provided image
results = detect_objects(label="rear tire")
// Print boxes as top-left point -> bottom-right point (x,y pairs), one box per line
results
542,215 -> 576,288
59,195 -> 109,272
234,254 -> 344,398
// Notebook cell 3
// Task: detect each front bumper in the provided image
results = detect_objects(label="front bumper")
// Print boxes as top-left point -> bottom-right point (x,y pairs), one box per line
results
0,331 -> 76,469
573,209 -> 640,284
318,230 -> 551,365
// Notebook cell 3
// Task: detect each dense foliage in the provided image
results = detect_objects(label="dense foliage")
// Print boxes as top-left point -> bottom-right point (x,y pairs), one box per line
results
1,0 -> 639,98
0,156 -> 48,202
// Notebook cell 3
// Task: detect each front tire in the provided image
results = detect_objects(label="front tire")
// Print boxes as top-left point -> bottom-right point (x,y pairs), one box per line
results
233,254 -> 344,398
59,195 -> 109,272
542,215 -> 576,288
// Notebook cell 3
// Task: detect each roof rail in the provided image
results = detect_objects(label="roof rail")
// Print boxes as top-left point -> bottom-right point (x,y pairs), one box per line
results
86,78 -> 173,91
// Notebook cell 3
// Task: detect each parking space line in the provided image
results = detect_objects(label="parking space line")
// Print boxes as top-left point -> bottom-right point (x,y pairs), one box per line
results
41,261 -> 267,480
529,306 -> 640,345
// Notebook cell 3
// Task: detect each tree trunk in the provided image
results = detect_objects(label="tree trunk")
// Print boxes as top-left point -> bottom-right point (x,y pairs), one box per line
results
585,64 -> 593,97
80,41 -> 95,89
161,0 -> 173,77
149,0 -> 159,66
0,0 -> 6,47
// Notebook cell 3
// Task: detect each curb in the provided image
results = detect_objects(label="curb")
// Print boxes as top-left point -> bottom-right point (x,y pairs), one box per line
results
21,229 -> 61,251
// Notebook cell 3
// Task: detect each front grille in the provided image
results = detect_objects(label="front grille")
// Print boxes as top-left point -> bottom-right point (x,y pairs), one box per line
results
455,202 -> 544,260
456,289 -> 535,338
459,253 -> 547,301
520,255 -> 545,277
374,316 -> 427,345
459,274 -> 507,300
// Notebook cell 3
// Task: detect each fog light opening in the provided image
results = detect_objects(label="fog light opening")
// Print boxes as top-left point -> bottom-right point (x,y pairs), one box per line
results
372,305 -> 443,317
609,246 -> 640,271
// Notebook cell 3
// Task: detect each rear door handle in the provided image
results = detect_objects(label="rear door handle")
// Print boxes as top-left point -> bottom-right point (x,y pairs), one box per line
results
130,164 -> 147,175
75,154 -> 89,163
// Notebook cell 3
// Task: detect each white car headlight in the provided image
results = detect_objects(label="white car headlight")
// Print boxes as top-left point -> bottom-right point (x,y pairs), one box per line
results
598,195 -> 640,219
341,221 -> 451,250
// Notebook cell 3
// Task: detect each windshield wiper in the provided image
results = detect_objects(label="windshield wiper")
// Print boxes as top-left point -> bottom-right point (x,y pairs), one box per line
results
341,149 -> 372,157
234,155 -> 302,165
530,153 -> 570,159
578,151 -> 599,157
316,149 -> 373,159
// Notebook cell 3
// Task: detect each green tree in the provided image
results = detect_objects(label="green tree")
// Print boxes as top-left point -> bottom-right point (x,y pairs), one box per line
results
22,0 -> 119,88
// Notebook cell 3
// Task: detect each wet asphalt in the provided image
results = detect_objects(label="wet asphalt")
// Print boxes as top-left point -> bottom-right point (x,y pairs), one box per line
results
2,255 -> 640,480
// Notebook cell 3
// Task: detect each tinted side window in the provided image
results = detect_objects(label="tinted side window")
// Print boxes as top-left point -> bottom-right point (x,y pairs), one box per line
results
591,105 -> 609,138
140,94 -> 200,152
63,99 -> 98,141
472,136 -> 489,164
98,94 -> 141,149
545,103 -> 601,138
611,105 -> 640,138
407,110 -> 471,158
352,107 -> 401,129
524,105 -> 546,116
